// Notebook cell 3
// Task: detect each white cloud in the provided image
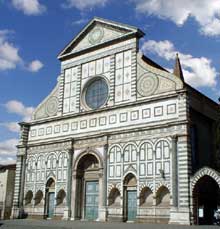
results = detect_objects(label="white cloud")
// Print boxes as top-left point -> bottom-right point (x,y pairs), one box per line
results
27,60 -> 43,72
0,157 -> 16,165
0,138 -> 18,156
63,0 -> 108,10
5,100 -> 34,121
0,138 -> 18,165
72,18 -> 88,25
141,40 -> 218,88
1,122 -> 20,133
11,0 -> 46,15
0,30 -> 22,70
132,0 -> 220,36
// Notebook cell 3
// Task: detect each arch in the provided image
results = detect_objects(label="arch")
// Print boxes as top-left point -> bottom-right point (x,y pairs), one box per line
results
139,183 -> 154,193
155,181 -> 171,194
45,177 -> 56,218
122,142 -> 138,152
108,145 -> 122,164
191,167 -> 220,192
139,187 -> 153,206
123,143 -> 138,163
46,177 -> 55,188
156,186 -> 170,207
139,140 -> 154,151
108,188 -> 121,206
73,149 -> 103,170
25,190 -> 33,205
58,151 -> 68,168
123,173 -> 137,221
192,169 -> 220,225
139,141 -> 154,161
47,153 -> 57,169
108,183 -> 122,195
34,190 -> 43,206
108,144 -> 123,154
36,154 -> 44,170
56,189 -> 66,206
154,138 -> 171,150
74,152 -> 102,220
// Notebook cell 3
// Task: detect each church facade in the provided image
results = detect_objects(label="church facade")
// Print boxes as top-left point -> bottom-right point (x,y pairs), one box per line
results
12,18 -> 220,225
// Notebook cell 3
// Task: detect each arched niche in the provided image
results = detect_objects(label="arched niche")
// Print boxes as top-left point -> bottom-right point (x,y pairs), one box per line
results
108,188 -> 121,206
156,186 -> 170,207
25,190 -> 33,206
34,190 -> 43,206
56,189 -> 66,206
139,187 -> 153,206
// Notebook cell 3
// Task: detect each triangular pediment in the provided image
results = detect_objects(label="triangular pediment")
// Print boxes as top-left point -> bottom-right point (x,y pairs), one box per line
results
58,17 -> 144,59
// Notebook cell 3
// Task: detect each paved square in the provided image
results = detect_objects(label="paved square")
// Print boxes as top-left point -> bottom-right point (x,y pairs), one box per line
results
0,220 -> 218,229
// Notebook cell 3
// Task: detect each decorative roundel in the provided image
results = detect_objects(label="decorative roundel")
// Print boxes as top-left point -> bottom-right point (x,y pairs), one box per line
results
46,97 -> 58,116
137,74 -> 159,97
88,27 -> 104,45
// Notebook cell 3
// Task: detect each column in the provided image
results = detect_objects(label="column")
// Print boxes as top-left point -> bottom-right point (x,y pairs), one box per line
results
172,135 -> 178,207
70,171 -> 77,220
63,147 -> 74,220
11,148 -> 26,219
98,141 -> 108,221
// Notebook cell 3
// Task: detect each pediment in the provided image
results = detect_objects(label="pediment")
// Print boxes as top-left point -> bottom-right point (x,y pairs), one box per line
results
58,17 -> 144,59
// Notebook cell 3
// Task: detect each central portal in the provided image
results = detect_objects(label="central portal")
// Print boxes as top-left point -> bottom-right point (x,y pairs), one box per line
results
85,181 -> 99,220
75,153 -> 101,221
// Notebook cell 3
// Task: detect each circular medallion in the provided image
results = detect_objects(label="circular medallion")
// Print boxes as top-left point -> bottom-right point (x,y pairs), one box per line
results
137,74 -> 159,97
88,27 -> 104,45
46,97 -> 58,116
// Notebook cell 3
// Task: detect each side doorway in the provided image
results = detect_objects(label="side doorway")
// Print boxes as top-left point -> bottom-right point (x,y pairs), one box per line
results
123,173 -> 137,222
45,178 -> 55,219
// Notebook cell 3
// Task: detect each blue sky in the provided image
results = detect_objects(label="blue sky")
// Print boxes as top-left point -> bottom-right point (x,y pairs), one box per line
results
0,0 -> 220,164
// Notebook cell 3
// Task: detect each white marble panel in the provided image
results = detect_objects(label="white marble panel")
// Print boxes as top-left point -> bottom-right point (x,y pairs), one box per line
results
109,152 -> 114,163
109,166 -> 114,177
70,81 -> 77,96
115,85 -> 123,102
64,83 -> 71,98
116,165 -> 121,177
140,163 -> 145,176
82,63 -> 89,78
115,69 -> 123,85
89,61 -> 96,76
124,50 -> 132,67
104,56 -> 110,72
147,162 -> 153,175
63,98 -> 70,113
71,66 -> 78,81
124,66 -> 131,83
96,59 -> 103,74
124,83 -> 131,100
69,96 -> 77,112
115,52 -> 123,69
65,68 -> 72,83
164,161 -> 170,174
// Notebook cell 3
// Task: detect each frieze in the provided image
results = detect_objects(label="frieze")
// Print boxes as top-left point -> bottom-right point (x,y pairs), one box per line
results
29,98 -> 179,142
28,141 -> 72,153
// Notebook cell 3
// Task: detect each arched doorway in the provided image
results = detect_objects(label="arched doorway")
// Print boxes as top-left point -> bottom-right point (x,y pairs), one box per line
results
75,153 -> 100,220
193,175 -> 220,225
45,178 -> 55,219
123,173 -> 137,222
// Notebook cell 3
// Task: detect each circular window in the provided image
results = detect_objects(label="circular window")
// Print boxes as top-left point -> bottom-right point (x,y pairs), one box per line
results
85,78 -> 108,109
